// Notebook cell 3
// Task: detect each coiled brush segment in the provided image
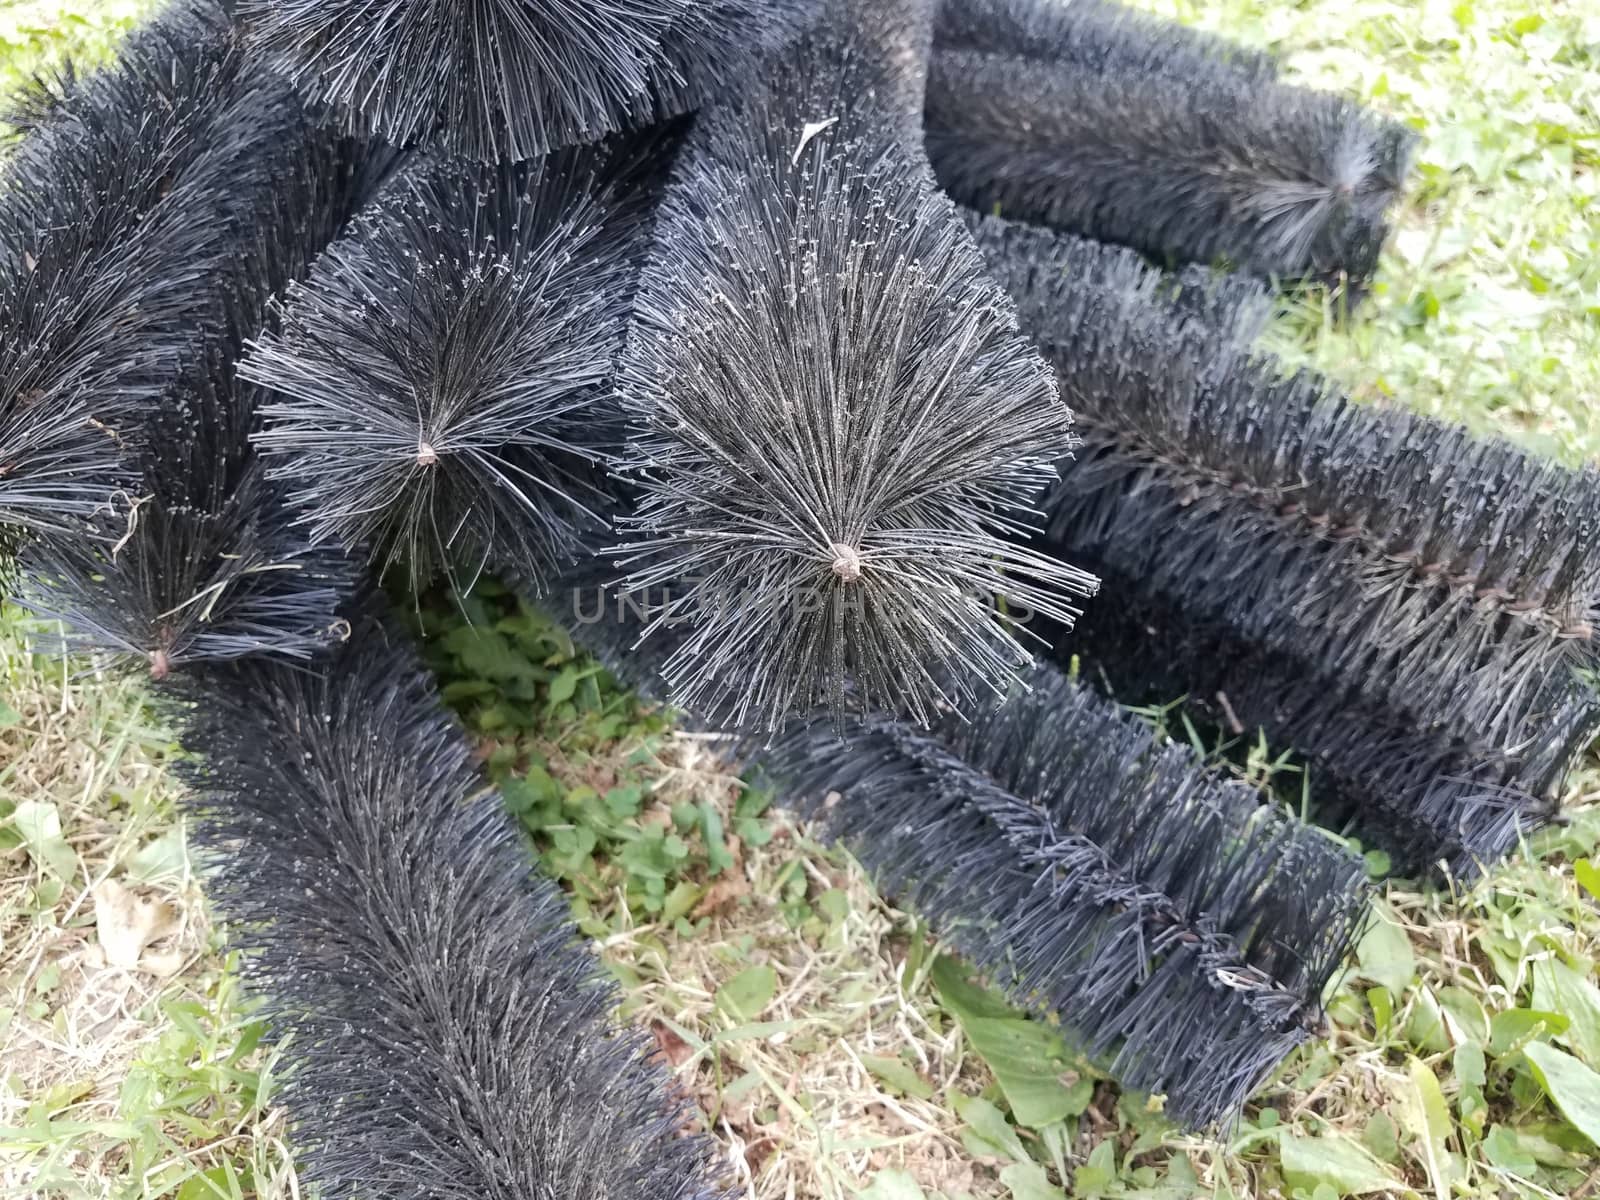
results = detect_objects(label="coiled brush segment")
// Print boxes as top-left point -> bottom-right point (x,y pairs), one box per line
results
612,0 -> 1096,733
761,659 -> 1370,1130
247,0 -> 822,162
926,7 -> 1416,288
168,601 -> 728,1200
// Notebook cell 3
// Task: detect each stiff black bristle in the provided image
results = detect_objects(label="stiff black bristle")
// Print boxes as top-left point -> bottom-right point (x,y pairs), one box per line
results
926,36 -> 1416,287
243,135 -> 675,593
168,603 -> 725,1200
247,0 -> 819,162
970,212 -> 1600,875
935,0 -> 1278,82
1061,573 -> 1590,878
0,0 -> 400,557
18,352 -> 351,676
972,214 -> 1600,749
0,3 -> 280,539
613,0 -> 1096,732
8,5 -> 394,674
760,659 -> 1370,1130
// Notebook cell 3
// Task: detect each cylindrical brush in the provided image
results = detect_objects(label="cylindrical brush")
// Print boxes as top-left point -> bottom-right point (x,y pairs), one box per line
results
167,599 -> 727,1200
1061,570 -> 1590,877
246,0 -> 822,162
935,0 -> 1278,82
0,1 -> 323,545
971,211 -> 1600,875
242,133 -> 677,594
612,0 -> 1096,733
927,0 -> 1417,288
7,0 -> 395,672
758,659 -> 1370,1130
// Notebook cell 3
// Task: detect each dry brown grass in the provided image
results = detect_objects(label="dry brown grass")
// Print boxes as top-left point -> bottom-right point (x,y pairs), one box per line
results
0,615 -> 297,1198
600,737 -> 1007,1200
8,595 -> 1600,1200
0,614 -> 1006,1199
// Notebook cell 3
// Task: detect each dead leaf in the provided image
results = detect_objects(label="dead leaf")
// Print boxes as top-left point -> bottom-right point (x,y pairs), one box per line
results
93,878 -> 178,970
650,1020 -> 695,1069
693,873 -> 750,919
743,1134 -> 779,1175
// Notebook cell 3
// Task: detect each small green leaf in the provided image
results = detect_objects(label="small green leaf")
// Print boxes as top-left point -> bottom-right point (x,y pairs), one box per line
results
1073,1141 -> 1116,1198
1437,986 -> 1489,1044
861,1054 -> 933,1100
998,1161 -> 1065,1200
1531,957 -> 1600,1067
930,956 -> 1017,1020
1354,902 -> 1416,995
1280,1132 -> 1406,1196
125,828 -> 188,884
547,666 -> 578,704
1454,1041 -> 1488,1134
1480,1125 -> 1537,1176
931,959 -> 1089,1128
959,1017 -> 1086,1128
715,965 -> 777,1022
698,802 -> 734,876
856,1169 -> 929,1200
11,801 -> 77,881
1523,1041 -> 1600,1147
816,888 -> 851,924
604,785 -> 643,819
1367,986 -> 1393,1036
1502,1119 -> 1593,1167
953,1093 -> 1028,1163
175,1166 -> 235,1200
1575,858 -> 1600,901
439,679 -> 497,703
659,880 -> 702,925
1361,1110 -> 1401,1163
1400,1056 -> 1455,1200
1404,987 -> 1451,1054
1490,1006 -> 1571,1059
0,698 -> 20,727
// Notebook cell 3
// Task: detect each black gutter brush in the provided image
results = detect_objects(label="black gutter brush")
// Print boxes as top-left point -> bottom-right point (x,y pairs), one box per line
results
759,659 -> 1370,1130
612,0 -> 1096,734
969,212 -> 1600,877
7,0 -> 397,671
242,132 -> 678,595
246,0 -> 822,162
0,1 -> 311,546
934,0 -> 1278,82
926,4 -> 1417,289
1057,565 -> 1591,880
167,601 -> 729,1200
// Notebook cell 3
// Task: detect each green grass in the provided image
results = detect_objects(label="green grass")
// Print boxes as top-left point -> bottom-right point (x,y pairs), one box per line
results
3,1 -> 1600,1197
1147,0 -> 1600,466
0,605 -> 296,1200
0,0 -> 149,102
